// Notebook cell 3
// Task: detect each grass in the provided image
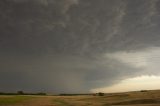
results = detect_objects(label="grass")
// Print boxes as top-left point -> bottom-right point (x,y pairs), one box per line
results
53,98 -> 74,106
1,90 -> 160,106
110,98 -> 160,105
51,90 -> 160,106
52,96 -> 107,106
0,95 -> 34,105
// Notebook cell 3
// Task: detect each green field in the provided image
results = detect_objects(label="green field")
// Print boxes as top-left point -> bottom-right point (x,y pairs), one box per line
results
0,95 -> 34,105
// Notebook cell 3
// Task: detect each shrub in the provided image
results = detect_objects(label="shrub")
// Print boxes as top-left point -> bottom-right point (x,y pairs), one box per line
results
17,91 -> 24,95
98,92 -> 105,96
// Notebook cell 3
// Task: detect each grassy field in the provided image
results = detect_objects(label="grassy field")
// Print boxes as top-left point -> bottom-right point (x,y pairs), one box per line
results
0,90 -> 160,106
0,95 -> 34,105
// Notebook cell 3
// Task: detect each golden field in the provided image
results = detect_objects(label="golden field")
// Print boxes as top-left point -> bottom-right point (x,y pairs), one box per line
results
0,90 -> 160,106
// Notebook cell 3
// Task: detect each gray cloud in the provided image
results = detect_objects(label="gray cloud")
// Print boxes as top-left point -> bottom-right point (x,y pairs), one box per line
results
0,0 -> 160,93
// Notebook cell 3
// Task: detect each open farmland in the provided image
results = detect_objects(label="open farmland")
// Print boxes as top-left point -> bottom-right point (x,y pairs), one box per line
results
0,90 -> 160,106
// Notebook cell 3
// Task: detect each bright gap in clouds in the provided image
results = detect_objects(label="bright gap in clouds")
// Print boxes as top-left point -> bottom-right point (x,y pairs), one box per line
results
91,47 -> 160,93
91,75 -> 160,93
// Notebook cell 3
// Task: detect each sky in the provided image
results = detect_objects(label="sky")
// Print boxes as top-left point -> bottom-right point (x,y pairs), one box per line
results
0,0 -> 160,93
92,75 -> 160,93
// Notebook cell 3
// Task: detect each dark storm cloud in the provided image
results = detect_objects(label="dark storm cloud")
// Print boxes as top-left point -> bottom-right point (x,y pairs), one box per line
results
0,0 -> 160,93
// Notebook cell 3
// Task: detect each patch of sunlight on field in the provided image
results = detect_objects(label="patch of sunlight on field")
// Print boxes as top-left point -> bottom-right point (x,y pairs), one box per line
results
0,96 -> 34,105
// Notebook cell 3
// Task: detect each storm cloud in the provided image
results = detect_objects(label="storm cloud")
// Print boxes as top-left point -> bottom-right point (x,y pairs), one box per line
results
0,0 -> 160,93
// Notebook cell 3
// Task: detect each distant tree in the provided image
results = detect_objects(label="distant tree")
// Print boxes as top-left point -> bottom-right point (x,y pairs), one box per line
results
98,92 -> 105,96
17,91 -> 24,95
140,90 -> 148,92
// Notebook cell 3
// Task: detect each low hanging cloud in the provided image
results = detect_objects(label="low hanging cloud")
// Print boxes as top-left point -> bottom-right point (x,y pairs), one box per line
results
0,0 -> 160,93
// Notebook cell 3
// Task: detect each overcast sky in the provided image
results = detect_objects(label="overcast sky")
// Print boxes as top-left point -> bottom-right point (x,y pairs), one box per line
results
0,0 -> 160,93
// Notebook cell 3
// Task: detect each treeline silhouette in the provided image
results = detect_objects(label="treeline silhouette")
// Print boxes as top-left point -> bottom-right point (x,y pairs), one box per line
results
59,93 -> 91,96
0,91 -> 46,95
59,92 -> 105,96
